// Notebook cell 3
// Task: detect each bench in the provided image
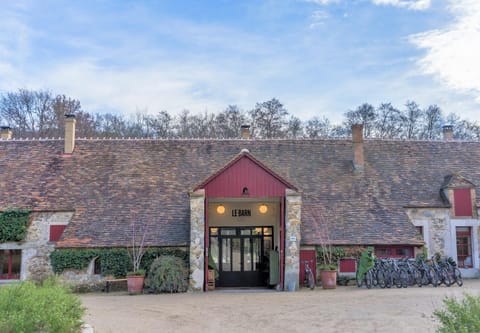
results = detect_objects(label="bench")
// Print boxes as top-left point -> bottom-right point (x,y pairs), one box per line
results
104,278 -> 127,292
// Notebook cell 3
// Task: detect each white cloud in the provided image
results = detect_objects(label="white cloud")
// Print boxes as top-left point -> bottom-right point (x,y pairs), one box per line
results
302,0 -> 341,5
309,10 -> 330,28
409,0 -> 480,103
371,0 -> 431,10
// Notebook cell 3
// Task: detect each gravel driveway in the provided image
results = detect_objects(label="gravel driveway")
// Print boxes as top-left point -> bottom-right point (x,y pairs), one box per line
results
80,279 -> 480,333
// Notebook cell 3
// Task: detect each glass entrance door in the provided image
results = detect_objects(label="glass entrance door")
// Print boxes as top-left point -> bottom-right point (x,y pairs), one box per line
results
209,227 -> 273,287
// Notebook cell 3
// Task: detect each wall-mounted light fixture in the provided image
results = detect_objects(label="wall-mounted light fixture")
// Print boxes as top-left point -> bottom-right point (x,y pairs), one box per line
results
242,187 -> 249,195
259,204 -> 268,214
216,204 -> 225,214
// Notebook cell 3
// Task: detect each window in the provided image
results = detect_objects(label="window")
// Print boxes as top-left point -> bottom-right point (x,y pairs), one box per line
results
454,189 -> 473,217
0,249 -> 21,279
456,227 -> 473,268
374,246 -> 414,258
49,225 -> 66,242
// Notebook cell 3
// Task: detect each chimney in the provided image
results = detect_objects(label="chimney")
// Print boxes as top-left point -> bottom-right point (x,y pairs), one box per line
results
0,126 -> 12,140
352,124 -> 364,172
241,125 -> 251,139
64,114 -> 76,154
442,125 -> 453,141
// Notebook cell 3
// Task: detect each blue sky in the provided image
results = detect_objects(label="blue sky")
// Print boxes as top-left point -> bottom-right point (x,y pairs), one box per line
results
1,0 -> 479,123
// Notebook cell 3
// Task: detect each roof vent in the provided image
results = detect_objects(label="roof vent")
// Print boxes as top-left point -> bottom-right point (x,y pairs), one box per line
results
442,125 -> 453,141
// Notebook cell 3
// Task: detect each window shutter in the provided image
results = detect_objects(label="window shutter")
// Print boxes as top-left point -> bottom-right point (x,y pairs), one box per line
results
49,225 -> 66,242
454,189 -> 472,217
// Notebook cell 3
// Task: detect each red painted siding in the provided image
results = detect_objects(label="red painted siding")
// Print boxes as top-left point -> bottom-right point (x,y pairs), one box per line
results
204,157 -> 287,197
299,250 -> 316,287
375,246 -> 414,258
49,225 -> 66,242
454,189 -> 472,217
339,258 -> 356,273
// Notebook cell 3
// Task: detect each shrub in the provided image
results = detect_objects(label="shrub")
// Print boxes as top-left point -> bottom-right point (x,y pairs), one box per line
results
434,293 -> 480,333
0,209 -> 30,242
51,247 -> 188,278
147,255 -> 188,293
0,279 -> 84,333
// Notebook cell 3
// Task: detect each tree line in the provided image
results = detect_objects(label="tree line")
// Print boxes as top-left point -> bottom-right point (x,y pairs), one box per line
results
1,89 -> 479,140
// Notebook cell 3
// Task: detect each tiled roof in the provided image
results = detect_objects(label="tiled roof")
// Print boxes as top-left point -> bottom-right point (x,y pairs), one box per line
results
2,137 -> 479,247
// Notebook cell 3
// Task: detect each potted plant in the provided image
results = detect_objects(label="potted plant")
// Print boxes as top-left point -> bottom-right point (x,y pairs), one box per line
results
126,220 -> 148,294
316,219 -> 338,289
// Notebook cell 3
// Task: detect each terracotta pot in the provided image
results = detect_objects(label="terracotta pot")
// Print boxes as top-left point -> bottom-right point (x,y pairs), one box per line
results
127,275 -> 145,294
320,270 -> 337,289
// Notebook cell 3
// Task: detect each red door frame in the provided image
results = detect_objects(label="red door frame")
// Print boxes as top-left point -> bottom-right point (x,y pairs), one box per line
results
204,198 -> 286,291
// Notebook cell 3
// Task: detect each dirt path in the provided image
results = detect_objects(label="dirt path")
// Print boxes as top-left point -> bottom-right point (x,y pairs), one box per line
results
80,279 -> 480,333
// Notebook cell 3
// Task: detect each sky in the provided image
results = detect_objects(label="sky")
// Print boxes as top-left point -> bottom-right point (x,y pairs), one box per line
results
0,0 -> 479,123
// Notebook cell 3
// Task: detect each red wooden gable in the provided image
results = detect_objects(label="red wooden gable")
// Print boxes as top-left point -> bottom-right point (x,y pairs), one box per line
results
196,152 -> 297,198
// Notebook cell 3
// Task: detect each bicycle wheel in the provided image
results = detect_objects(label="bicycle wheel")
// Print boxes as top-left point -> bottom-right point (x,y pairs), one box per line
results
428,267 -> 438,287
356,271 -> 363,288
377,269 -> 387,289
392,271 -> 403,288
441,268 -> 452,287
307,270 -> 315,290
365,270 -> 373,289
400,269 -> 408,288
454,268 -> 463,287
413,269 -> 422,287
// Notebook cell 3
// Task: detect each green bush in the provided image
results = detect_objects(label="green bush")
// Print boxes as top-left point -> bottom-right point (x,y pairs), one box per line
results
0,209 -> 30,242
434,293 -> 480,333
0,279 -> 84,333
50,247 -> 188,278
147,255 -> 188,293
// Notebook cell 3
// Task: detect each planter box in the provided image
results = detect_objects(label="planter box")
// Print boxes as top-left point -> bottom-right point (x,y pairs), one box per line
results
208,269 -> 215,290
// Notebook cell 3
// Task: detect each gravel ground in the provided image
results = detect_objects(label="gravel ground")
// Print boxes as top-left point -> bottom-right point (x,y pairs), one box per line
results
80,279 -> 480,333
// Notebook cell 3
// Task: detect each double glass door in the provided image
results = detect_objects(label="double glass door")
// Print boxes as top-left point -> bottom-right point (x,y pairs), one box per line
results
209,227 -> 273,287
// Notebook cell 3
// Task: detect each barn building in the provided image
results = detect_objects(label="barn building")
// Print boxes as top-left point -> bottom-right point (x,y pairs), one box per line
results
0,116 -> 479,291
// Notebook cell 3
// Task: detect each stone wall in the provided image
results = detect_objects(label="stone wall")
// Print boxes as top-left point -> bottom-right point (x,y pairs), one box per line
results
406,207 -> 480,277
189,190 -> 205,291
406,208 -> 450,256
285,189 -> 302,291
0,212 -> 73,282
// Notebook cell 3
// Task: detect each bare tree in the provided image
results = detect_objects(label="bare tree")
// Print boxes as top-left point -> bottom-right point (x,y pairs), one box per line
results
344,103 -> 376,138
286,115 -> 304,138
375,103 -> 402,138
249,98 -> 289,138
401,101 -> 422,139
215,105 -> 247,138
421,104 -> 443,140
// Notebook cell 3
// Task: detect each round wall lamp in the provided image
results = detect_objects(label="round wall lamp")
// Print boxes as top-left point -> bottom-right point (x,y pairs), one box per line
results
216,204 -> 226,215
259,204 -> 268,214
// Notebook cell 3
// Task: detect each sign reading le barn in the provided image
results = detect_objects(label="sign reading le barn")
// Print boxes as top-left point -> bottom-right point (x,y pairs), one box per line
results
231,209 -> 251,217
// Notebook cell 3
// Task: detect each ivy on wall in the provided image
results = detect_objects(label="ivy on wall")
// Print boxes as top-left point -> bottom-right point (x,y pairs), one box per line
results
50,247 -> 189,278
0,209 -> 31,242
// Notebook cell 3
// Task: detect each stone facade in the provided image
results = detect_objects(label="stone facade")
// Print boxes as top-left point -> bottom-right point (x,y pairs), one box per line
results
284,189 -> 302,291
406,207 -> 480,278
0,212 -> 73,281
189,189 -> 205,291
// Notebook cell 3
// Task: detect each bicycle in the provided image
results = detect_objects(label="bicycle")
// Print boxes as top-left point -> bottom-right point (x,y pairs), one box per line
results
303,260 -> 315,290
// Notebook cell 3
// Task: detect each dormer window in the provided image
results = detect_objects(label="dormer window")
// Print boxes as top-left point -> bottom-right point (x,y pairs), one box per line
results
441,174 -> 476,218
453,189 -> 473,217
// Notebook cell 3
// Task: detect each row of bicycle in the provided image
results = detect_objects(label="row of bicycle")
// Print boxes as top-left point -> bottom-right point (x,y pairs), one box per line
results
356,256 -> 463,289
